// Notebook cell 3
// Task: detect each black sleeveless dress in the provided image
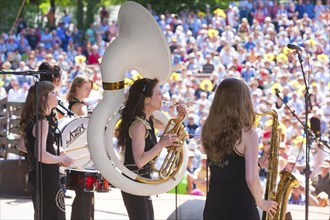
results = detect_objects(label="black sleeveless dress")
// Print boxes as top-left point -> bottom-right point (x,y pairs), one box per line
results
68,97 -> 85,111
68,97 -> 95,220
25,118 -> 66,220
203,152 -> 260,220
123,117 -> 157,177
121,117 -> 157,220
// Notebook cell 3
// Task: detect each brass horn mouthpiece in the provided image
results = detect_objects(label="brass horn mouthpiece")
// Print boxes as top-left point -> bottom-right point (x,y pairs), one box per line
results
162,101 -> 180,106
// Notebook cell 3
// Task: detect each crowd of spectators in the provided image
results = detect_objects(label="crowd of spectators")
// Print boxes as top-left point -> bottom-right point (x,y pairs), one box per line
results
0,0 -> 329,207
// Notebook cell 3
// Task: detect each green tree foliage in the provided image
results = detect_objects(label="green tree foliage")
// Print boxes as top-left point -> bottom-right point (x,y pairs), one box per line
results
85,0 -> 101,29
110,0 -> 230,14
76,0 -> 84,30
0,0 -> 231,34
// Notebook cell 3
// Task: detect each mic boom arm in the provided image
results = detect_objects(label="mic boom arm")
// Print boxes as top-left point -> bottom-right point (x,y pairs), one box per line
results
58,100 -> 76,117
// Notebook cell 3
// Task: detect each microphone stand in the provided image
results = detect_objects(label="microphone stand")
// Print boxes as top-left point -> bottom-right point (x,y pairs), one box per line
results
0,70 -> 60,76
295,50 -> 311,220
275,91 -> 329,150
276,84 -> 330,220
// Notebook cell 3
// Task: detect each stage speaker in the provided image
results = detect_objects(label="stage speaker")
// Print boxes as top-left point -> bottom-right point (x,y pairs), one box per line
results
0,159 -> 30,197
285,211 -> 293,220
167,199 -> 204,220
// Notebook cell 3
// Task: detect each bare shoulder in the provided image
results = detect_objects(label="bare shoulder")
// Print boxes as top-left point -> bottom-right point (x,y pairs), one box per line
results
129,120 -> 147,138
130,120 -> 145,130
242,128 -> 258,145
32,119 -> 49,136
36,118 -> 49,126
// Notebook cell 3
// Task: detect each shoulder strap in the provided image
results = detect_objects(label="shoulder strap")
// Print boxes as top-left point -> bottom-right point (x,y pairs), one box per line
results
128,116 -> 150,139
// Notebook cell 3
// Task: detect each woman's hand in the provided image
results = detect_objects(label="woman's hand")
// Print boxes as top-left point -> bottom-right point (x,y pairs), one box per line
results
159,133 -> 180,148
61,156 -> 73,167
175,104 -> 187,120
259,199 -> 278,218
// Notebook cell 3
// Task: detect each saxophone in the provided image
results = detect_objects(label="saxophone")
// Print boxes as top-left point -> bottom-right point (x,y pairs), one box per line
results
258,110 -> 299,220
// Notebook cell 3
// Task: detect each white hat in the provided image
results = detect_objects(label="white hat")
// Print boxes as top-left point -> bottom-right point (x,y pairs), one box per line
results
287,156 -> 296,163
320,161 -> 330,169
201,154 -> 207,160
188,141 -> 197,151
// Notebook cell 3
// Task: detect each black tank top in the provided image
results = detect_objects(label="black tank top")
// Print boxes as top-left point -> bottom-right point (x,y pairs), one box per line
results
208,151 -> 255,198
68,97 -> 86,110
123,117 -> 157,178
25,118 -> 60,184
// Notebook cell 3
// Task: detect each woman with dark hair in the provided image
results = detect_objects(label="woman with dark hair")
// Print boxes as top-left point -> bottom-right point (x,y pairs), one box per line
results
18,62 -> 64,152
20,81 -> 73,219
115,78 -> 186,220
202,78 -> 278,219
39,62 -> 62,84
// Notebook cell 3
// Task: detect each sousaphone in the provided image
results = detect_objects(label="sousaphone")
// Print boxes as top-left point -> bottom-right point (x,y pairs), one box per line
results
87,1 -> 188,196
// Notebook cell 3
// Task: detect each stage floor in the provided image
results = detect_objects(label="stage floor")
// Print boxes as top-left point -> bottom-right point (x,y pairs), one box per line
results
1,188 -> 329,219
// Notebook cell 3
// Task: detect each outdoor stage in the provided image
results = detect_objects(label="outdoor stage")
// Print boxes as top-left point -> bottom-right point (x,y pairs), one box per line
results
0,188 -> 329,219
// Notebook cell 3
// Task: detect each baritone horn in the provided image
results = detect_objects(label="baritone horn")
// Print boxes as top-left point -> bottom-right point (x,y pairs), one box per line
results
87,1 -> 188,196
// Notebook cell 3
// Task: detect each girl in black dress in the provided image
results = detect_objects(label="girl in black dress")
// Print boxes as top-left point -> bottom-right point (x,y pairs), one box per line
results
66,75 -> 94,220
202,78 -> 278,220
115,78 -> 186,220
20,81 -> 73,219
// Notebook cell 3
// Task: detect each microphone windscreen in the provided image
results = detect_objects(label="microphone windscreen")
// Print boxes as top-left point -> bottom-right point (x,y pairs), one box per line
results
310,117 -> 321,136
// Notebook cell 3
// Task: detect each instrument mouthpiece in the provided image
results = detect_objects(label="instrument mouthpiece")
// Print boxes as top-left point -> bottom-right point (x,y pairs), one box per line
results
162,101 -> 180,106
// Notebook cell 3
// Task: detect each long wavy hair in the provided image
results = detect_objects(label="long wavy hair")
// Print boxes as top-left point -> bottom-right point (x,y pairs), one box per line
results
115,78 -> 159,149
20,81 -> 55,137
202,78 -> 256,163
67,75 -> 93,102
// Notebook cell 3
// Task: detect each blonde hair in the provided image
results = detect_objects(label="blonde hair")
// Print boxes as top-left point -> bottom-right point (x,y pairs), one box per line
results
202,78 -> 256,162
67,76 -> 93,102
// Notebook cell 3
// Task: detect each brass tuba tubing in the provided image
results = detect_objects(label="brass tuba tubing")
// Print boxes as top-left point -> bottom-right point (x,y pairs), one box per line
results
87,2 -> 188,196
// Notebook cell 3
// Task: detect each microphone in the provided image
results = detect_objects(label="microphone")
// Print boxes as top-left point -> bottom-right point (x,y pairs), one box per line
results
275,88 -> 281,97
0,70 -> 60,76
55,107 -> 66,116
38,70 -> 61,75
58,100 -> 76,117
287,43 -> 303,52
274,88 -> 283,109
310,117 -> 321,138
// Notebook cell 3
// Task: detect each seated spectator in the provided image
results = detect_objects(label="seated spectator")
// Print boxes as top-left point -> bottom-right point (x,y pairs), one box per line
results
87,45 -> 101,64
312,161 -> 330,196
288,174 -> 318,206
315,192 -> 329,207
202,54 -> 215,73
7,76 -> 27,102
186,114 -> 199,139
191,154 -> 209,196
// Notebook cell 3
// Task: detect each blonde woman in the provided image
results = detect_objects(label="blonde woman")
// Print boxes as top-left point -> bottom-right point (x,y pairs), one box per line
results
66,75 -> 94,220
67,75 -> 93,117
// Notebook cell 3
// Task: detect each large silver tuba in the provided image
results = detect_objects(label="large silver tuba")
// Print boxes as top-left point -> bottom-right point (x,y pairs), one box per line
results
87,1 -> 188,196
